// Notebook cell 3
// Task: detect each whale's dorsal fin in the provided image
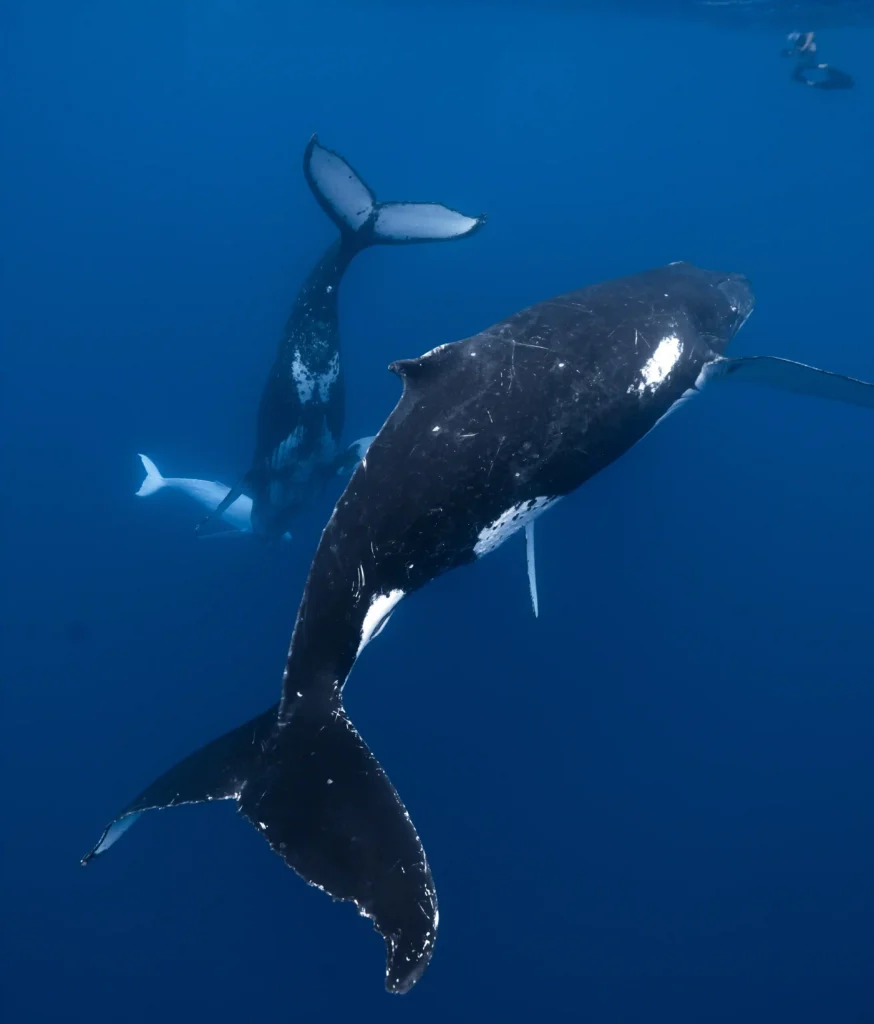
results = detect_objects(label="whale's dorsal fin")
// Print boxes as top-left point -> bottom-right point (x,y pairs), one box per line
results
525,521 -> 539,618
712,355 -> 874,409
389,342 -> 459,386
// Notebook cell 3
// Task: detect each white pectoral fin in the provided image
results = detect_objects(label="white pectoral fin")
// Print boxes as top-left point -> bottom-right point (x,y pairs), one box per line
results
336,435 -> 377,476
714,356 -> 874,410
351,434 -> 376,459
525,521 -> 539,619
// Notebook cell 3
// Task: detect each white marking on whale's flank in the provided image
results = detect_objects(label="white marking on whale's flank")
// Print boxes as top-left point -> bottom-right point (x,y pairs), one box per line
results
291,351 -> 339,404
272,427 -> 304,470
628,333 -> 682,395
357,589 -> 405,657
474,496 -> 558,558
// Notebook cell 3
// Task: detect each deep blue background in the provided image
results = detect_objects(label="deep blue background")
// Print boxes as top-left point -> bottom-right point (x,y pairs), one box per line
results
2,2 -> 873,1021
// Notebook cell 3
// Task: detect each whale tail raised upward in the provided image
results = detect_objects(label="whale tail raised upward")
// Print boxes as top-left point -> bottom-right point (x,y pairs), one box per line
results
135,454 -> 166,497
81,695 -> 434,995
304,135 -> 486,247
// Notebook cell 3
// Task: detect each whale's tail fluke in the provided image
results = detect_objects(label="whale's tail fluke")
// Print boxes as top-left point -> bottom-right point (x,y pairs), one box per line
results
82,696 -> 436,995
135,454 -> 166,497
304,135 -> 486,247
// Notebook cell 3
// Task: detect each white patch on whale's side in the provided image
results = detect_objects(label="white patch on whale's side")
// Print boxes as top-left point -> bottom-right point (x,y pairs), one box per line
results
474,496 -> 558,558
357,589 -> 405,657
291,351 -> 340,404
272,427 -> 304,470
628,333 -> 683,395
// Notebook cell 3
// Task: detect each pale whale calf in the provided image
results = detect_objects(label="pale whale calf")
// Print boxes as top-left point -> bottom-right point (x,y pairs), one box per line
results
87,262 -> 874,994
136,454 -> 258,534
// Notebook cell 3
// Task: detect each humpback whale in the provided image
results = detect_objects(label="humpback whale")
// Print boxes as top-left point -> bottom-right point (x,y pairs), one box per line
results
84,262 -> 874,994
200,135 -> 485,542
135,453 -> 267,536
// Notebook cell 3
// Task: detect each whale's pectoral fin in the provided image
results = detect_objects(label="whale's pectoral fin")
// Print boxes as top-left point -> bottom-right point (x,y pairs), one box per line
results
195,479 -> 245,535
334,435 -> 376,476
713,356 -> 874,410
524,521 -> 539,618
81,707 -> 277,864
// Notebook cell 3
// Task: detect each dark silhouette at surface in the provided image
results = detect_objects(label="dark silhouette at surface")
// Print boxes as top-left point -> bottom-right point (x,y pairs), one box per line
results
782,30 -> 855,89
792,61 -> 855,89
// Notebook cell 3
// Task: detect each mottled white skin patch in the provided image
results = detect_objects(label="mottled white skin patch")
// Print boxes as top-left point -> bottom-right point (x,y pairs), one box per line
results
628,333 -> 683,395
357,589 -> 405,656
291,350 -> 339,404
473,496 -> 558,558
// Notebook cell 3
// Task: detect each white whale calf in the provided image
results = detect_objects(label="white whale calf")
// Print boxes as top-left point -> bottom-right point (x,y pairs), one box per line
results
135,454 -> 267,536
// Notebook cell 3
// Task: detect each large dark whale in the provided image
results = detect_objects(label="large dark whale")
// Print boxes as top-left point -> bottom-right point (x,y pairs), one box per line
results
201,135 -> 486,541
84,262 -> 874,993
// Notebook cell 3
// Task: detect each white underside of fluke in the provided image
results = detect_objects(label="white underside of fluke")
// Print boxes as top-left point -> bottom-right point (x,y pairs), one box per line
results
306,136 -> 484,243
373,202 -> 481,241
307,140 -> 374,232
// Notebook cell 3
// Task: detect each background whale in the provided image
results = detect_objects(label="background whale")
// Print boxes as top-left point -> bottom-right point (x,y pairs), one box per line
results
202,136 -> 486,543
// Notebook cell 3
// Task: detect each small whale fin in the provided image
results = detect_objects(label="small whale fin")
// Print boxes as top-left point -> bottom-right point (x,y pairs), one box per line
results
525,521 -> 539,618
135,454 -> 166,497
714,355 -> 874,409
304,135 -> 485,246
82,697 -> 436,995
195,479 -> 245,535
335,434 -> 377,476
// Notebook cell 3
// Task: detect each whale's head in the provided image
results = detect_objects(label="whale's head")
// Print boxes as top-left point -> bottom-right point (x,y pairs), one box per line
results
664,262 -> 755,355
716,272 -> 755,334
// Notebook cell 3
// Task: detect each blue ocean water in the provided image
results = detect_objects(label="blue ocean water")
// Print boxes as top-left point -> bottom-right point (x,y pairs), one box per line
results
2,1 -> 873,1021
